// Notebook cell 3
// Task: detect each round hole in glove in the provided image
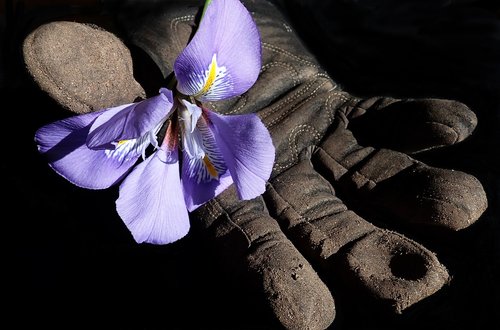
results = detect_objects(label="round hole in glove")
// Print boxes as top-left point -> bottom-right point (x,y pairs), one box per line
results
389,252 -> 428,281
345,230 -> 449,313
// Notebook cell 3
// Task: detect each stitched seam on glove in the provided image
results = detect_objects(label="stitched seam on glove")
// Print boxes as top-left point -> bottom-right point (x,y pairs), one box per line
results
263,76 -> 330,126
272,125 -> 322,173
261,61 -> 301,86
262,42 -> 320,68
171,15 -> 196,55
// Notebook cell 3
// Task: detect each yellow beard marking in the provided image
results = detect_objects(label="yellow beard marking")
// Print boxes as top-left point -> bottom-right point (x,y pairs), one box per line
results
196,55 -> 218,97
203,155 -> 218,178
117,140 -> 128,146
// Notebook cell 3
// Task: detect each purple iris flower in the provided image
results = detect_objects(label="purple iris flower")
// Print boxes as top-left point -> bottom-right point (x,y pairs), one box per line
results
35,0 -> 274,244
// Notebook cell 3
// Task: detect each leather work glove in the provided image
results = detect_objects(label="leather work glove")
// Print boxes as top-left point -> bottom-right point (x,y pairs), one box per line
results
22,0 -> 488,329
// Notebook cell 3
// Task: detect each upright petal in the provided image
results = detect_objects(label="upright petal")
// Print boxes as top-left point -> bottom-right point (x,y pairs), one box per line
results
87,88 -> 174,149
174,0 -> 261,101
182,113 -> 233,211
207,110 -> 275,200
116,145 -> 190,244
35,111 -> 139,189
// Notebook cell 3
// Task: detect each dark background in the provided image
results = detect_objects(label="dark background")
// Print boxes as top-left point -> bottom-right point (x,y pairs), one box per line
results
3,0 -> 499,329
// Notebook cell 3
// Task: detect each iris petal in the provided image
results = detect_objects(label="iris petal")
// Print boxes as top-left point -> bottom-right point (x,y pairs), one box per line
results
87,88 -> 174,149
174,0 -> 261,101
35,110 -> 139,189
116,144 -> 190,244
183,165 -> 233,212
207,110 -> 275,200
182,112 -> 232,211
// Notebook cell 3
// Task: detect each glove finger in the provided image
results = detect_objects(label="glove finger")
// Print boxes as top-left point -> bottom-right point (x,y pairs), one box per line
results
314,116 -> 488,231
346,97 -> 478,154
23,21 -> 146,114
264,157 -> 450,313
193,188 -> 335,330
